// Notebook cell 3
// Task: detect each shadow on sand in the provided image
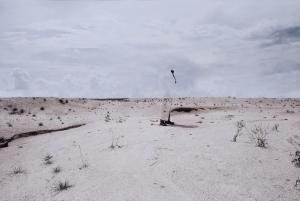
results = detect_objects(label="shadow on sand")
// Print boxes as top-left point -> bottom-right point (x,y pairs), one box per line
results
170,124 -> 198,128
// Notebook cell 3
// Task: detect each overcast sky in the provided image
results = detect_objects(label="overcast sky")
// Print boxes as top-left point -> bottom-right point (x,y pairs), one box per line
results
0,0 -> 299,98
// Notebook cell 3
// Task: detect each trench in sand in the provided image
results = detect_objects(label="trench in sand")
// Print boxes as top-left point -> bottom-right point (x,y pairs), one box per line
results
0,124 -> 86,148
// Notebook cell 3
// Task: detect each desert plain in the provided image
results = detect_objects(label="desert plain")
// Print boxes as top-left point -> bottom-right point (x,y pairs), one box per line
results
0,97 -> 300,201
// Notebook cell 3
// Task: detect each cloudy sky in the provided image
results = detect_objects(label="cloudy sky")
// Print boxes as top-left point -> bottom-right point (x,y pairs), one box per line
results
0,0 -> 299,98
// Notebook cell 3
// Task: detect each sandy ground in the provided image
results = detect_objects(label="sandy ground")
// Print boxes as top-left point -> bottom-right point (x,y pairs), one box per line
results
0,97 -> 300,201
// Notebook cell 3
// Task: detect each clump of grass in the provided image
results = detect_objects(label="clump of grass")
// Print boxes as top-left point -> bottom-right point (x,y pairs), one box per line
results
77,145 -> 89,170
105,111 -> 111,122
272,123 -> 279,132
53,166 -> 61,174
19,109 -> 25,114
11,166 -> 26,175
58,99 -> 68,104
44,154 -> 54,165
11,107 -> 18,114
79,163 -> 88,170
109,135 -> 123,150
292,151 -> 300,168
53,180 -> 73,192
248,125 -> 268,148
233,120 -> 245,142
39,122 -> 44,127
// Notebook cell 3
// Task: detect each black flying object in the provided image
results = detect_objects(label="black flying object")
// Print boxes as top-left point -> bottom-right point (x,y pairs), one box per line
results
171,69 -> 176,84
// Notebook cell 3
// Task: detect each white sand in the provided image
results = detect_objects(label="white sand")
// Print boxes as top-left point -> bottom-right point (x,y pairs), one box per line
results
0,97 -> 299,201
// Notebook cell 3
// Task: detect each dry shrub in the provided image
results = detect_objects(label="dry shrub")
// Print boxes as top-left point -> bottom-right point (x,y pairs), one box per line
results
53,180 -> 72,192
249,125 -> 268,148
292,151 -> 300,168
232,120 -> 245,142
11,166 -> 26,175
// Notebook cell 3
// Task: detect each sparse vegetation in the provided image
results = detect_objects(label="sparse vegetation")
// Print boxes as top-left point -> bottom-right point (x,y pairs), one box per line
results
272,123 -> 279,132
58,99 -> 68,104
8,107 -> 25,115
79,163 -> 88,170
53,180 -> 73,192
233,120 -> 245,142
12,108 -> 18,113
44,154 -> 54,165
109,135 -> 122,150
53,166 -> 61,174
292,151 -> 300,168
105,112 -> 111,122
11,166 -> 26,175
248,125 -> 268,148
77,145 -> 89,170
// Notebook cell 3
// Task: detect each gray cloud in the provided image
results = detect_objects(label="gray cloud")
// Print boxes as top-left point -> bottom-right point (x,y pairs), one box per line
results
0,0 -> 300,98
260,26 -> 300,47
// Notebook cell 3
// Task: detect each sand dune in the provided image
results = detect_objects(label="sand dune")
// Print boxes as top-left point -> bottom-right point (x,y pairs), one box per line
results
0,97 -> 300,201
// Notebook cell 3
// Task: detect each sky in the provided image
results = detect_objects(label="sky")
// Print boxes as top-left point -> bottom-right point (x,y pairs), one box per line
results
0,0 -> 300,98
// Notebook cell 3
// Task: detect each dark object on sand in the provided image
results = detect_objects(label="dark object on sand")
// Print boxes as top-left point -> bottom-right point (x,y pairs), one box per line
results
160,119 -> 175,126
159,69 -> 177,126
0,124 -> 86,149
171,69 -> 176,84
160,107 -> 175,126
0,137 -> 8,148
171,107 -> 200,113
